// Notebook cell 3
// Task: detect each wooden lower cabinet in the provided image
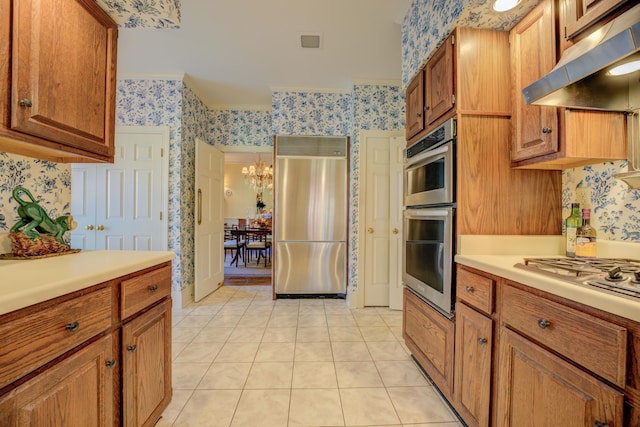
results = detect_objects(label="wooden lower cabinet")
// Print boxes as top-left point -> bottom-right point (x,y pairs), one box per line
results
0,261 -> 172,427
403,289 -> 455,400
496,328 -> 624,427
0,334 -> 114,426
122,299 -> 172,427
454,302 -> 492,427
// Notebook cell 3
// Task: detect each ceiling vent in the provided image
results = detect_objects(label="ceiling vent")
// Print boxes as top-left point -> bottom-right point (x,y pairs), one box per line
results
300,34 -> 321,49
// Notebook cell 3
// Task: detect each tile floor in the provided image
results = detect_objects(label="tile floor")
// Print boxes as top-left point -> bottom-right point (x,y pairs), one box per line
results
156,285 -> 464,427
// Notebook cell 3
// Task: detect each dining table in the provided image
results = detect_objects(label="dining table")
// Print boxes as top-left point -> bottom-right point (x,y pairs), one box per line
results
225,227 -> 272,267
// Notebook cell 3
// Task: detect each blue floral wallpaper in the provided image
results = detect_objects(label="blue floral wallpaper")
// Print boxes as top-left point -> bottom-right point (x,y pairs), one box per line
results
208,109 -> 273,148
95,0 -> 181,29
563,161 -> 640,242
272,91 -> 354,137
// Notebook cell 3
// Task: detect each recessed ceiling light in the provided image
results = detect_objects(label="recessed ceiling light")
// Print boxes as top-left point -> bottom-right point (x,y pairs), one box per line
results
493,0 -> 521,12
608,60 -> 640,76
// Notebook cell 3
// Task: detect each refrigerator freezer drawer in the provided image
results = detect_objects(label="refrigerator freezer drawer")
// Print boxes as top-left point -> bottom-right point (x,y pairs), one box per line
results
275,242 -> 346,294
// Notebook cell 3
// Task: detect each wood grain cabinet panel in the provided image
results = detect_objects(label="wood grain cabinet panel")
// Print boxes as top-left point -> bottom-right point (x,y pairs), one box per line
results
496,328 -> 624,427
456,267 -> 495,314
454,302 -> 492,427
425,36 -> 454,126
406,70 -> 425,141
0,286 -> 112,389
403,289 -> 455,400
0,0 -> 117,162
562,0 -> 631,40
501,283 -> 627,388
122,299 -> 172,427
121,265 -> 172,320
0,334 -> 114,427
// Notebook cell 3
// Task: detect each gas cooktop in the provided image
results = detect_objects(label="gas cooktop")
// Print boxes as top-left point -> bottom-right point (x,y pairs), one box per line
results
514,257 -> 640,300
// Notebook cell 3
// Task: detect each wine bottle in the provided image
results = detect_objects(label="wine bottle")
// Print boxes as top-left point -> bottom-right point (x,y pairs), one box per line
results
576,208 -> 597,258
565,203 -> 581,257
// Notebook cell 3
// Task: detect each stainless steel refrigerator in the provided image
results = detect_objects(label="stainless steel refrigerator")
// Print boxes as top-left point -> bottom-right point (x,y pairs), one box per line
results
274,135 -> 348,296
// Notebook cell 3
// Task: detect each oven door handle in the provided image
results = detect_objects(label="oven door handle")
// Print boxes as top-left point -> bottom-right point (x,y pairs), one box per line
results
404,208 -> 453,218
404,144 -> 450,171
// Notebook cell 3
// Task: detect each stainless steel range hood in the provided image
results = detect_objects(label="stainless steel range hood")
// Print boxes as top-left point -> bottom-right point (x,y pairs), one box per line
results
523,4 -> 640,112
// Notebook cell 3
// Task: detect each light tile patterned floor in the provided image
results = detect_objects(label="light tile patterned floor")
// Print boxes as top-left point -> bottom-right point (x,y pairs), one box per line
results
156,285 -> 464,427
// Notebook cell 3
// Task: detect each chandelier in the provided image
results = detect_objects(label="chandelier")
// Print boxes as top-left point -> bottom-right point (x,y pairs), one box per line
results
241,159 -> 273,193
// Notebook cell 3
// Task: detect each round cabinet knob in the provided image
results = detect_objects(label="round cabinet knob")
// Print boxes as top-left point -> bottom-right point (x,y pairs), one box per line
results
19,98 -> 32,107
97,225 -> 105,231
105,359 -> 117,368
478,337 -> 488,345
465,286 -> 474,293
367,228 -> 374,234
416,112 -> 421,118
127,345 -> 137,352
538,319 -> 551,329
542,127 -> 552,134
149,284 -> 159,293
392,228 -> 399,234
65,321 -> 80,333
85,225 -> 94,230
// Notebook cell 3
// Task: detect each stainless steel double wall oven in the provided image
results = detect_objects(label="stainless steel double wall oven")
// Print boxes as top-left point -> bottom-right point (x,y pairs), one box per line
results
403,118 -> 456,317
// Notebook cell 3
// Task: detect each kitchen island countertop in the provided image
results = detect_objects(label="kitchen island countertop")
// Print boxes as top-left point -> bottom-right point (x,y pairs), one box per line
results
455,236 -> 640,322
0,250 -> 174,316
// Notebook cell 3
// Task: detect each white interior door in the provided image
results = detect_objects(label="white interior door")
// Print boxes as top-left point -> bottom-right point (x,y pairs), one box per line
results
70,165 -> 97,250
195,139 -> 224,301
71,126 -> 169,251
388,136 -> 405,310
361,131 -> 403,307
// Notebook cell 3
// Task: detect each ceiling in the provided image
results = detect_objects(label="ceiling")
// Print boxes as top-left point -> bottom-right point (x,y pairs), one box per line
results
115,0 -> 412,109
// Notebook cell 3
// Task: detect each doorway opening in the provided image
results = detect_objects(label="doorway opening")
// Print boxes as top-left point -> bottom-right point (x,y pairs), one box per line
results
222,147 -> 274,285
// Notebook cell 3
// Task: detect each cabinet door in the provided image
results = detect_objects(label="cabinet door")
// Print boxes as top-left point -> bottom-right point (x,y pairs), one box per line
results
406,69 -> 425,141
403,289 -> 455,399
0,335 -> 114,427
496,328 -> 623,427
425,36 -> 454,126
11,0 -> 116,158
122,300 -> 172,427
510,0 -> 559,162
562,0 -> 630,40
454,303 -> 492,427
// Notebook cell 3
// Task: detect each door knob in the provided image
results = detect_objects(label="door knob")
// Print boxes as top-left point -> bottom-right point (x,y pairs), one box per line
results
85,225 -> 94,230
97,225 -> 105,231
392,228 -> 399,234
367,228 -> 374,234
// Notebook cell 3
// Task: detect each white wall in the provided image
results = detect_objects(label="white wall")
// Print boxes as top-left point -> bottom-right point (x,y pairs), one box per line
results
223,163 -> 273,221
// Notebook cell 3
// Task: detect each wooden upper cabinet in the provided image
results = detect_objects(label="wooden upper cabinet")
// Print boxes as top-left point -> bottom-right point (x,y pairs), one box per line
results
406,70 -> 425,141
562,0 -> 631,40
510,0 -> 627,169
0,0 -> 117,163
425,35 -> 455,126
510,0 -> 558,163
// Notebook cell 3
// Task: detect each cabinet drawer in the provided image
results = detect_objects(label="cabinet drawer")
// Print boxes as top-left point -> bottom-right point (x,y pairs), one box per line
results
121,265 -> 171,320
457,268 -> 494,314
501,284 -> 627,387
0,286 -> 112,389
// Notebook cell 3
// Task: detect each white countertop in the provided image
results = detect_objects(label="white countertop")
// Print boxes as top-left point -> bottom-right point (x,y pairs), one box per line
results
0,250 -> 175,316
455,236 -> 640,322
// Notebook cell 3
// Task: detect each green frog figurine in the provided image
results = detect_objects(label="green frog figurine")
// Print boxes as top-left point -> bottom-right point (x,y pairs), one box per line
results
9,186 -> 77,255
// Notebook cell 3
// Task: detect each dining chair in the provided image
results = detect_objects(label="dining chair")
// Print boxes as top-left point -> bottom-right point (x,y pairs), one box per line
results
224,227 -> 245,267
245,231 -> 271,267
